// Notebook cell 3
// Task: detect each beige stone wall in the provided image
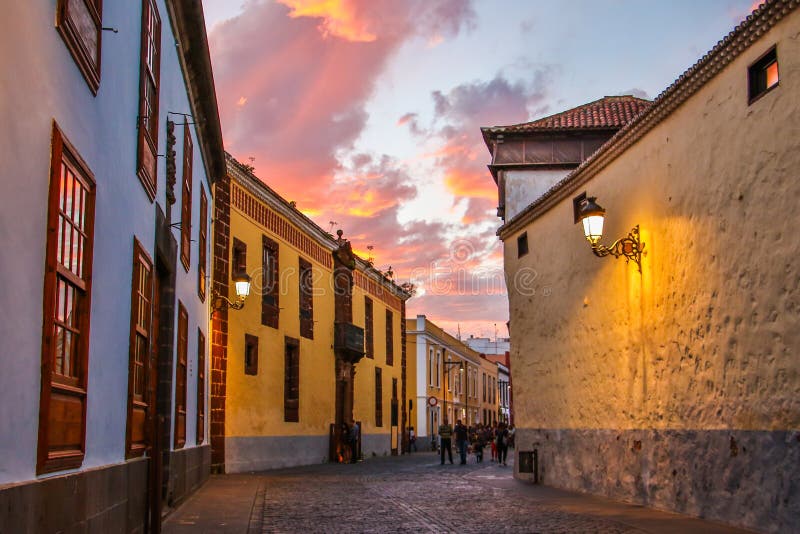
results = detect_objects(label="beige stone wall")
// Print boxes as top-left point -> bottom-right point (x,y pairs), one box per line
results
505,8 -> 800,530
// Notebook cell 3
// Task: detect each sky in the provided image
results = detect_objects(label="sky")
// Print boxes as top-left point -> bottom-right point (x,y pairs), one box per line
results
202,0 -> 760,340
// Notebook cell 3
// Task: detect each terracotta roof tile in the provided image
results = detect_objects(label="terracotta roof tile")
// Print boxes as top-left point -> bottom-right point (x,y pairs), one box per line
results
485,95 -> 652,134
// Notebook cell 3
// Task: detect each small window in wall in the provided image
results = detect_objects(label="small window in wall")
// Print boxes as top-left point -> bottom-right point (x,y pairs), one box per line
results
38,123 -> 96,474
244,334 -> 258,375
517,232 -> 529,258
364,297 -> 374,358
180,123 -> 193,272
135,0 -> 161,200
232,237 -> 247,275
198,188 -> 207,301
174,302 -> 188,449
375,367 -> 383,427
284,337 -> 300,422
126,238 -> 153,459
261,236 -> 279,328
56,0 -> 102,94
197,329 -> 205,445
299,258 -> 314,339
385,309 -> 394,366
748,46 -> 779,103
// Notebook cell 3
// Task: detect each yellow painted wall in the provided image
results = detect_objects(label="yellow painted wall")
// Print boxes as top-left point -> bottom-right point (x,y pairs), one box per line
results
351,283 -> 404,436
505,10 -> 800,434
225,203 -> 336,438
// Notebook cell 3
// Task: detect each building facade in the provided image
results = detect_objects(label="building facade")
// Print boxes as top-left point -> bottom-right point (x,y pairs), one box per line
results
210,157 -> 411,472
406,316 -> 498,448
0,1 -> 223,531
465,334 -> 513,424
487,1 -> 799,531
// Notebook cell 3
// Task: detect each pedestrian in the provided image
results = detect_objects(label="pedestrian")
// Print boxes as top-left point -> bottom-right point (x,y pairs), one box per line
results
349,420 -> 360,463
409,426 -> 417,452
496,422 -> 509,466
508,424 -> 516,449
438,418 -> 453,465
473,425 -> 484,463
454,419 -> 469,465
490,422 -> 498,462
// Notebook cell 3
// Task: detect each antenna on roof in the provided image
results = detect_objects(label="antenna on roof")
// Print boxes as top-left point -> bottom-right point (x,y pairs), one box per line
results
328,221 -> 338,233
457,324 -> 462,341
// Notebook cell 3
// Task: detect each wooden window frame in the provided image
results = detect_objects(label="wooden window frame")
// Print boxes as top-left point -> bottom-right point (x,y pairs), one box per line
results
299,258 -> 314,339
56,0 -> 102,94
38,122 -> 96,474
364,297 -> 374,359
244,333 -> 258,375
748,45 -> 779,104
135,0 -> 161,201
232,237 -> 247,275
375,368 -> 383,427
261,236 -> 279,329
125,237 -> 153,459
174,302 -> 187,449
198,188 -> 207,301
284,337 -> 300,422
180,123 -> 193,271
196,329 -> 205,445
385,309 -> 394,366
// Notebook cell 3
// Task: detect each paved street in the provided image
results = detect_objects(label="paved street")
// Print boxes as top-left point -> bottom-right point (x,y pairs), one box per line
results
164,452 -> 751,533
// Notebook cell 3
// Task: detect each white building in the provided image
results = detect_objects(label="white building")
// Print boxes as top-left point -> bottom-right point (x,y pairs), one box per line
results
0,2 -> 224,531
406,315 -> 494,448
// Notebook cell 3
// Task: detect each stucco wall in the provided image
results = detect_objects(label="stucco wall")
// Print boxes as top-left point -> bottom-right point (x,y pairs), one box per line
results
505,9 -> 800,532
504,168 -> 571,221
0,0 -> 211,486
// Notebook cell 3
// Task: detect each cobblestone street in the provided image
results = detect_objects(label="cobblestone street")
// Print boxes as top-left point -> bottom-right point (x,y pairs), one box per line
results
164,452 -> 749,533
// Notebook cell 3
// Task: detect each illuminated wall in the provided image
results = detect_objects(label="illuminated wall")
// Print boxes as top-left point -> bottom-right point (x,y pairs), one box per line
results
501,6 -> 800,531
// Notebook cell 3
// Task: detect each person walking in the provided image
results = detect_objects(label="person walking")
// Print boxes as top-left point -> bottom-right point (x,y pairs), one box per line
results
349,420 -> 360,463
438,419 -> 453,465
490,422 -> 498,462
496,422 -> 509,466
409,426 -> 417,452
454,419 -> 469,465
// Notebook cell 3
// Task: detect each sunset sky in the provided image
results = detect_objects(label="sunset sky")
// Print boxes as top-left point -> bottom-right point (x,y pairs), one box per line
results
202,0 -> 759,339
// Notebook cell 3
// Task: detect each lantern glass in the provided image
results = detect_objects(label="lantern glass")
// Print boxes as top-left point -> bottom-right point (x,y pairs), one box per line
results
582,214 -> 604,244
232,273 -> 251,298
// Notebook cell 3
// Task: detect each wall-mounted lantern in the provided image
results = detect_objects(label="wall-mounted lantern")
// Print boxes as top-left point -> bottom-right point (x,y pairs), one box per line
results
213,272 -> 251,311
574,192 -> 644,273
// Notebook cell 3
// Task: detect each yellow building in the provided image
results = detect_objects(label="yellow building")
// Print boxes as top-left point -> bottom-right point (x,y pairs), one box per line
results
406,315 -> 498,448
210,156 -> 411,472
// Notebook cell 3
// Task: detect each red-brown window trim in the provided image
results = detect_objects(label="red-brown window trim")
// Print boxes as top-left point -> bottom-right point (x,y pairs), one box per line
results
180,122 -> 192,272
196,329 -> 205,445
56,0 -> 102,94
136,0 -> 161,202
364,297 -> 374,359
126,237 -> 153,459
174,302 -> 187,449
385,309 -> 394,366
375,367 -> 383,427
198,187 -> 207,301
38,122 -> 96,474
261,236 -> 279,329
244,334 -> 258,376
284,336 -> 300,422
299,258 -> 313,339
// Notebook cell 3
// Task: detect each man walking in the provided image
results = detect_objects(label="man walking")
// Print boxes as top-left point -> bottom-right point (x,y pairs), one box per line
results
454,419 -> 469,465
438,419 -> 453,465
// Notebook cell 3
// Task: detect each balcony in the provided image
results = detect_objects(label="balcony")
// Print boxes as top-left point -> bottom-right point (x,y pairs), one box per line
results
334,322 -> 365,362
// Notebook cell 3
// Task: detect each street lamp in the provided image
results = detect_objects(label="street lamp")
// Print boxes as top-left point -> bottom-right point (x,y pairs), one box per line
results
442,357 -> 464,424
212,271 -> 251,311
574,193 -> 644,273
